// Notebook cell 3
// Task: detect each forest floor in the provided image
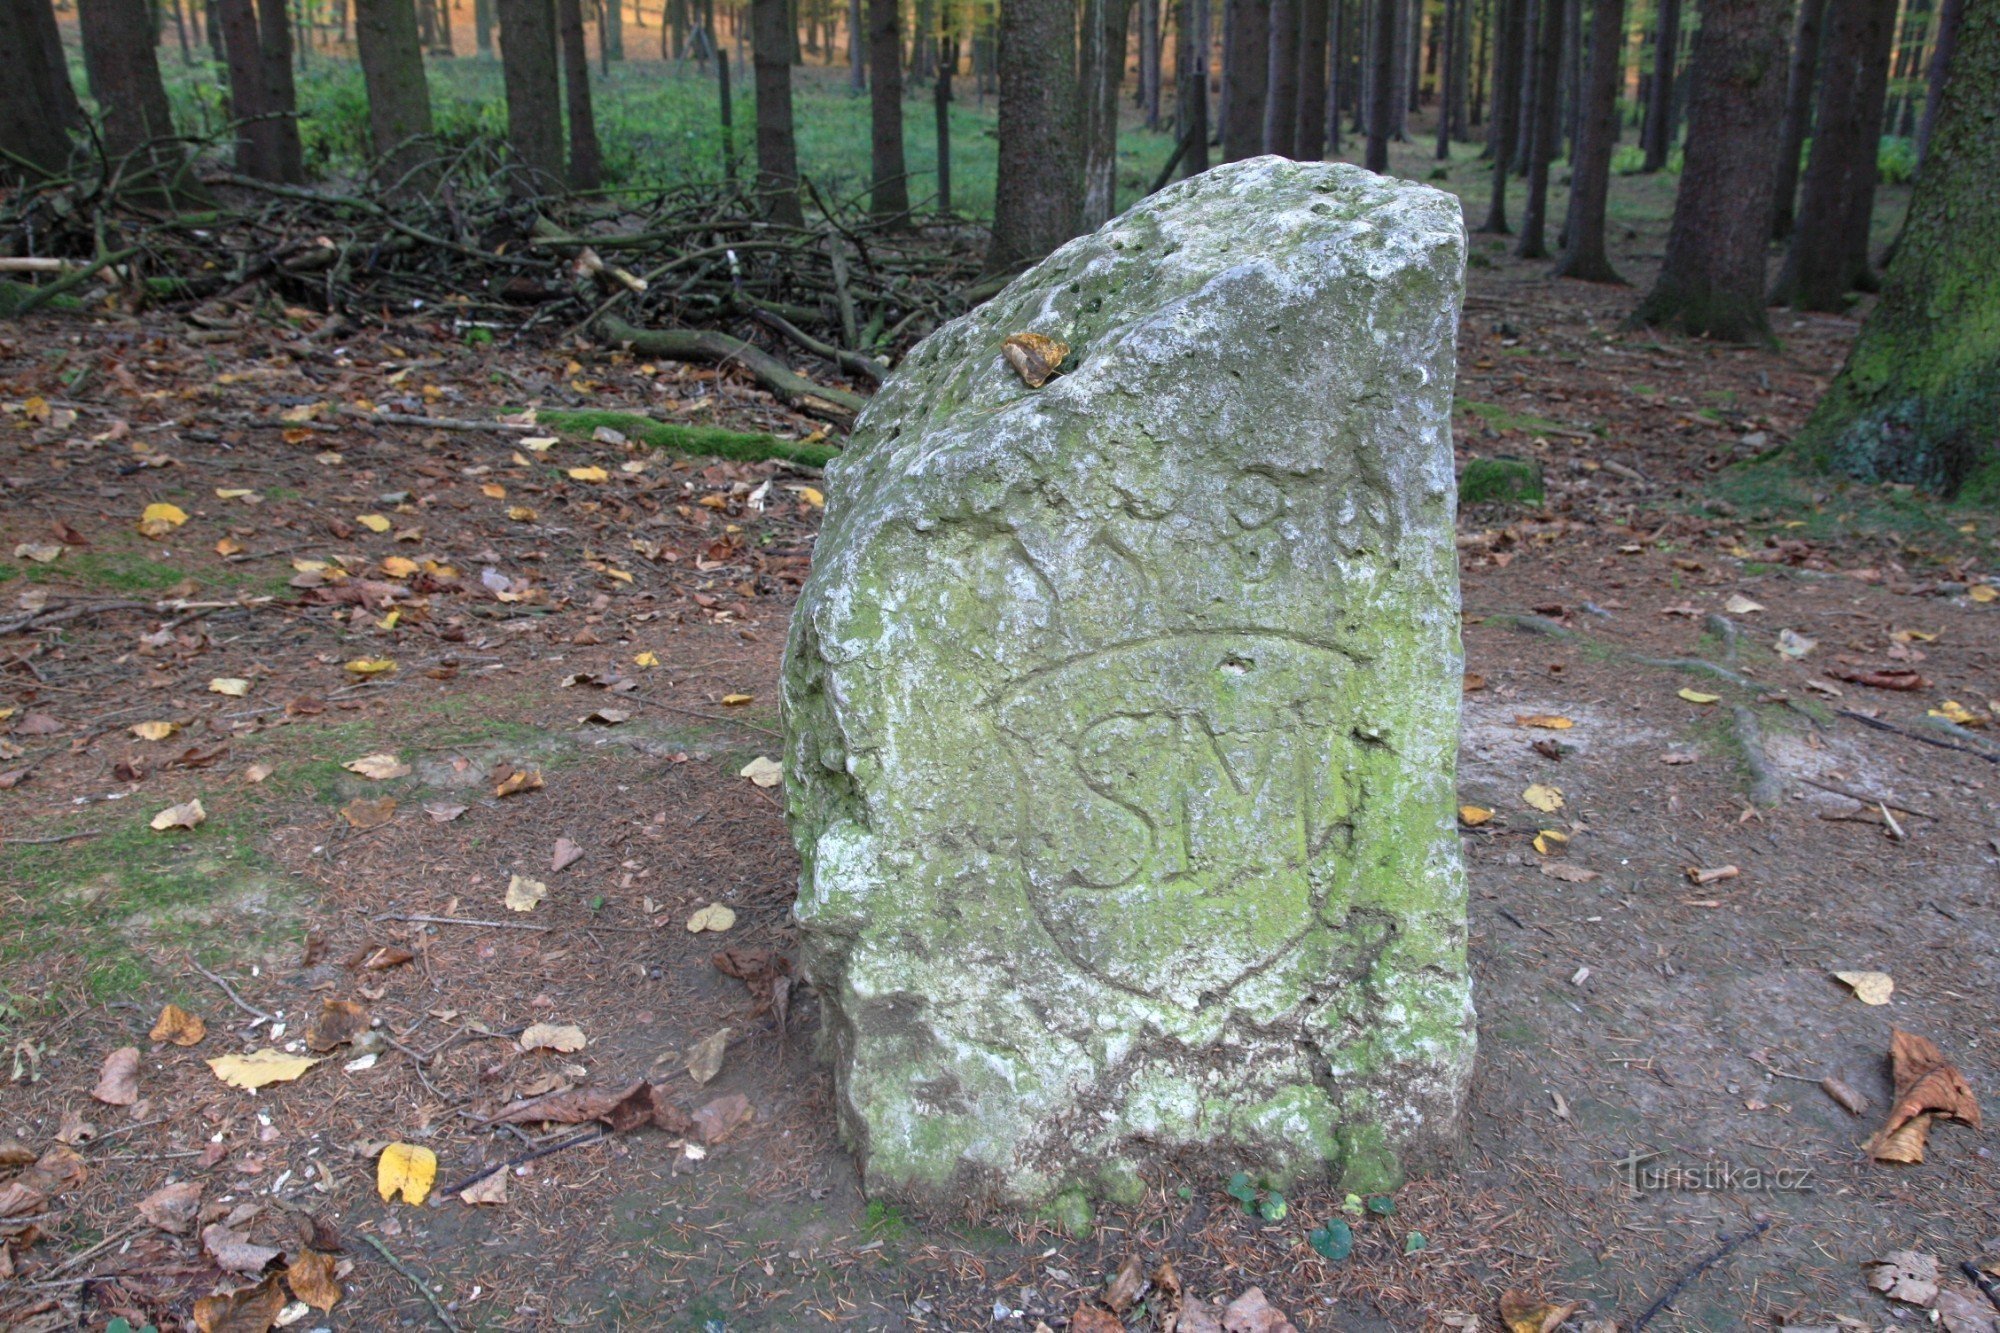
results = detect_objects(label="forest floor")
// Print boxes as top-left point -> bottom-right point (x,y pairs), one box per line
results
3,140 -> 1998,1333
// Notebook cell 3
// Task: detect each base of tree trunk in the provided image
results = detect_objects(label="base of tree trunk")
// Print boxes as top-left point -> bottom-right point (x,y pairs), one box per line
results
1629,284 -> 1774,346
1794,370 -> 2000,496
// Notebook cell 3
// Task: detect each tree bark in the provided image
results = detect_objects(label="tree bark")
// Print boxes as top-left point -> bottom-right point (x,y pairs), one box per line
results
847,0 -> 864,89
1552,0 -> 1624,280
78,0 -> 194,195
751,0 -> 802,221
496,0 -> 566,192
1264,0 -> 1300,154
475,0 -> 492,50
934,35 -> 954,210
604,0 -> 623,57
1434,0 -> 1454,156
867,0 -> 907,216
1082,0 -> 1133,223
1794,0 -> 1997,490
1771,0 -> 1826,238
1479,0 -> 1520,228
354,0 -> 436,192
216,0 -> 285,180
26,0 -> 85,129
1365,0 -> 1395,167
1638,0 -> 1677,168
1514,0 -> 1560,255
988,0 -> 1080,270
1222,0 -> 1268,159
1177,0 -> 1212,175
1,0 -> 75,179
557,0 -> 602,187
1913,0 -> 1960,163
1295,0 -> 1330,155
1138,0 -> 1162,127
1631,0 -> 1789,341
1772,0 -> 1897,309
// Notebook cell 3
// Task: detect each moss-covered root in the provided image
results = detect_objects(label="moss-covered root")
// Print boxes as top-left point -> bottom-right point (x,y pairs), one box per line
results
539,409 -> 839,469
1730,706 -> 1783,807
1458,456 -> 1545,507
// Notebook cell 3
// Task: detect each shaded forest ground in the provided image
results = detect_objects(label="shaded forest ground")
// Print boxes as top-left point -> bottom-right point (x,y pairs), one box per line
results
3,135 -> 1997,1332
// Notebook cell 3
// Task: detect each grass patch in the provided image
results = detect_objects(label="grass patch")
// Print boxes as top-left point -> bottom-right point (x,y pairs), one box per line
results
1458,399 -> 1578,437
1706,455 -> 1992,565
541,409 -> 839,469
1459,457 -> 1545,507
0,547 -> 292,599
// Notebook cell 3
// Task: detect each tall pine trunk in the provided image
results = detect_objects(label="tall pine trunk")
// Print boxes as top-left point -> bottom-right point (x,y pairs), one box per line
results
1552,0 -> 1624,280
1631,0 -> 1789,341
1081,0 -> 1133,226
26,0 -> 86,128
846,0 -> 863,89
1264,0 -> 1300,154
1221,0 -> 1267,159
216,0 -> 284,178
604,0 -> 622,57
1176,0 -> 1211,175
1295,0 -> 1330,155
1434,0 -> 1454,156
750,0 -> 803,222
354,0 -> 435,192
1913,0 -> 1961,162
1138,0 -> 1162,127
1638,0 -> 1676,168
1514,0 -> 1559,255
1,0 -> 75,178
1771,0 -> 1827,238
867,0 -> 907,216
1795,0 -> 1996,490
1772,0 -> 1896,309
1479,0 -> 1520,228
1364,0 -> 1395,167
557,0 -> 602,188
496,0 -> 566,191
475,0 -> 491,50
988,0 -> 1079,270
934,35 -> 954,210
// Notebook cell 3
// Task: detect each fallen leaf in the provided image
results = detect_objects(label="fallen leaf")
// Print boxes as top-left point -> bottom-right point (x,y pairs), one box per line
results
1220,1286 -> 1300,1332
1002,332 -> 1069,388
14,541 -> 63,563
92,1046 -> 140,1105
1514,715 -> 1574,730
136,1179 -> 202,1233
1540,862 -> 1599,883
505,874 -> 548,912
138,502 -> 189,537
495,767 -> 543,797
551,837 -> 584,872
460,1171 -> 509,1205
1104,1254 -> 1147,1313
376,1143 -> 437,1205
1931,700 -> 1987,727
203,1221 -> 281,1274
634,650 -> 660,667
286,1247 -> 341,1311
1458,804 -> 1494,826
305,999 -> 369,1052
1723,594 -> 1765,614
150,797 -> 207,831
341,796 -> 396,829
1775,628 -> 1817,658
1684,864 -> 1739,885
193,1276 -> 286,1333
1070,1307 -> 1124,1333
739,755 -> 783,787
687,1028 -> 731,1084
687,903 -> 737,933
1500,1291 -> 1583,1333
423,801 -> 468,823
1833,970 -> 1894,1005
1867,1251 -> 1941,1305
720,692 -> 754,706
243,762 -> 274,783
1868,1029 -> 1981,1163
1821,1077 -> 1870,1116
342,753 -> 409,780
343,657 -> 396,676
150,1003 -> 206,1046
207,1049 -> 319,1090
1971,585 -> 1997,604
1532,828 -> 1568,855
209,677 -> 251,697
132,720 -> 180,742
693,1092 -> 754,1144
583,708 -> 631,725
1677,687 -> 1721,704
355,513 -> 392,533
488,1079 -> 660,1133
1521,783 -> 1563,813
1831,668 -> 1928,691
786,484 -> 825,509
567,466 -> 608,482
520,1022 -> 588,1053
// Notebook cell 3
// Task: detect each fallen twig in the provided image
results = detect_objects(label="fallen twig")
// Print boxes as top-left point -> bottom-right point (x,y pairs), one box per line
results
1795,774 -> 1937,819
1839,709 -> 2000,765
1630,1219 -> 1772,1330
373,913 -> 553,932
189,958 -> 274,1023
362,1234 -> 462,1331
437,1126 -> 605,1199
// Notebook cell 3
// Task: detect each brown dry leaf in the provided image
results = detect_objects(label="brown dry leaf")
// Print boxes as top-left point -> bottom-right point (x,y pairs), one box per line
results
551,837 -> 584,872
1871,1112 -> 1934,1164
148,1000 -> 207,1040
1831,668 -> 1929,691
1177,1297 -> 1227,1333
1821,1077 -> 1870,1116
136,1179 -> 202,1233
488,1079 -> 658,1133
520,1021 -> 588,1053
376,1142 -> 437,1204
495,767 -> 544,797
1869,1029 -> 1981,1163
286,1247 -> 342,1311
693,1092 -> 754,1144
342,753 -> 409,780
202,1221 -> 282,1274
1540,862 -> 1600,883
193,1275 -> 287,1333
1001,331 -> 1070,388
304,999 -> 369,1053
686,1028 -> 731,1084
1221,1287 -> 1300,1332
1070,1308 -> 1124,1333
1103,1254 -> 1147,1313
150,797 -> 207,831
341,796 -> 396,830
1499,1291 -> 1583,1333
357,944 -> 414,970
460,1170 -> 509,1206
92,1046 -> 140,1106
1867,1251 -> 1941,1305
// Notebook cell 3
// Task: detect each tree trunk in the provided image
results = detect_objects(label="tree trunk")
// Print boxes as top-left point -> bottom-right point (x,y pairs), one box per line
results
1552,0 -> 1624,280
1082,0 -> 1133,225
1177,0 -> 1211,175
867,0 -> 907,216
216,0 -> 282,178
1510,0 -> 1533,166
79,0 -> 196,196
1479,0 -> 1520,227
1639,0 -> 1677,168
556,0 -> 601,187
750,0 -> 802,221
1913,0 -> 1961,163
1365,0 -> 1395,166
475,0 -> 492,50
1514,0 -> 1560,255
1295,0 -> 1330,154
25,0 -> 85,129
1,0 -> 75,178
1222,0 -> 1267,158
846,0 -> 864,89
1138,0 -> 1162,126
496,0 -> 566,191
604,0 -> 622,56
988,0 -> 1080,270
1264,0 -> 1299,154
354,0 -> 435,191
935,35 -> 954,210
1559,0 -> 1580,160
1795,0 -> 1996,490
1434,0 -> 1454,155
1772,0 -> 1896,309
1771,0 -> 1827,238
254,0 -> 303,179
1631,0 -> 1788,340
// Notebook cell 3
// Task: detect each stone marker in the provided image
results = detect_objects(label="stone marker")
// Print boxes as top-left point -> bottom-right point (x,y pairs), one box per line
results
783,157 -> 1474,1214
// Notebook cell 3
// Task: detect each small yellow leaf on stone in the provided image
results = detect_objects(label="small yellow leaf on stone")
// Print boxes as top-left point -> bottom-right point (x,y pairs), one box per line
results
505,874 -> 547,912
1457,804 -> 1493,826
1677,688 -> 1721,704
1833,970 -> 1894,1005
720,693 -> 754,706
1515,715 -> 1574,730
344,658 -> 396,676
567,466 -> 608,482
207,1049 -> 318,1090
687,903 -> 737,933
1522,783 -> 1564,813
634,651 -> 659,667
132,720 -> 180,742
355,514 -> 392,533
1971,585 -> 1997,603
1931,700 -> 1985,726
209,677 -> 251,697
150,798 -> 206,831
376,1143 -> 437,1205
740,756 -> 783,788
215,488 -> 257,501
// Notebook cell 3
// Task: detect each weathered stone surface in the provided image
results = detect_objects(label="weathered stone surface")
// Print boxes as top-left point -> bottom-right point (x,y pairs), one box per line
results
782,157 -> 1473,1210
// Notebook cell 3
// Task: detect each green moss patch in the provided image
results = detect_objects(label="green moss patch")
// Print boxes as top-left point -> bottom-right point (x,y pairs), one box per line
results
1458,457 -> 1545,506
540,409 -> 840,469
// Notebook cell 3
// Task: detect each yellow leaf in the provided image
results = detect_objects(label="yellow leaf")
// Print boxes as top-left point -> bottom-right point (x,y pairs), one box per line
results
687,903 -> 737,933
215,537 -> 244,557
634,651 -> 659,667
207,1049 -> 319,1090
376,1143 -> 437,1205
786,484 -> 826,509
131,720 -> 180,742
14,542 -> 63,563
1970,584 -> 1997,603
720,693 -> 754,706
1833,970 -> 1894,1005
150,1002 -> 207,1046
567,466 -> 609,482
380,609 -> 401,630
1532,829 -> 1569,855
1677,688 -> 1721,704
494,768 -> 543,797
344,658 -> 396,676
739,756 -> 783,788
209,677 -> 251,697
343,753 -> 410,780
380,556 -> 418,578
214,488 -> 257,500
1514,715 -> 1574,730
355,514 -> 392,533
141,502 -> 189,528
519,1021 -> 588,1052
505,874 -> 547,912
1457,804 -> 1493,826
150,798 -> 207,831
522,436 -> 558,452
481,483 -> 506,499
1522,783 -> 1564,813
506,505 -> 537,522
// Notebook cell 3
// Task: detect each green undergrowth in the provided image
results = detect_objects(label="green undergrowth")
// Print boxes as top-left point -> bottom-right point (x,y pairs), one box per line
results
1458,398 -> 1581,438
541,409 -> 840,469
1458,456 -> 1545,507
1705,455 -> 1995,566
0,546 -> 292,599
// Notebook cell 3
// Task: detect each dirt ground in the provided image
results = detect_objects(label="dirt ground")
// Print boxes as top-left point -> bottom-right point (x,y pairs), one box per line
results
3,147 -> 1998,1333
